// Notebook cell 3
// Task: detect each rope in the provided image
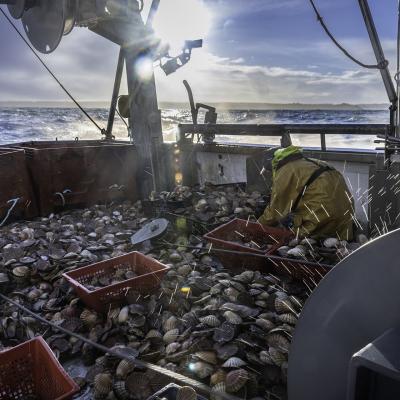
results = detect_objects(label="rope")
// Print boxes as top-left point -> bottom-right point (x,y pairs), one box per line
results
0,293 -> 240,400
308,0 -> 387,70
0,7 -> 105,134
0,198 -> 20,227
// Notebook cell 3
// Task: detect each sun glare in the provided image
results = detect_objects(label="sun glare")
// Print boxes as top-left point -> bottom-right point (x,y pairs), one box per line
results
152,0 -> 212,53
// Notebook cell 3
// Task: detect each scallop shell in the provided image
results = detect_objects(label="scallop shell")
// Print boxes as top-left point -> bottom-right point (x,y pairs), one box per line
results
116,359 -> 135,379
118,306 -> 129,324
163,316 -> 179,332
323,237 -> 339,248
176,386 -> 197,400
94,373 -> 112,396
269,347 -> 287,367
278,313 -> 298,325
12,266 -> 30,278
259,350 -> 273,365
113,380 -> 131,400
210,382 -> 226,400
145,329 -> 163,341
213,322 -> 236,343
210,369 -> 226,386
222,357 -> 247,368
277,246 -> 290,257
267,333 -> 290,353
80,309 -> 99,328
225,369 -> 249,393
189,361 -> 214,379
125,372 -> 152,400
287,246 -> 307,258
166,342 -> 181,355
193,351 -> 217,365
275,297 -> 294,314
163,328 -> 179,344
216,343 -> 239,360
199,315 -> 221,327
255,318 -> 275,331
223,311 -> 242,325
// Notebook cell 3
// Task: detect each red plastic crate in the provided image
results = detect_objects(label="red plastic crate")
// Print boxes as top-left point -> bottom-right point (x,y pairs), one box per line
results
63,252 -> 170,312
0,336 -> 79,400
204,218 -> 292,270
269,255 -> 332,284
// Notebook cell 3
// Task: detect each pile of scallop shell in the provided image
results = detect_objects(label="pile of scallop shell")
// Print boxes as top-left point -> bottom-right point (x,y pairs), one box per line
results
277,234 -> 369,265
0,184 -> 352,400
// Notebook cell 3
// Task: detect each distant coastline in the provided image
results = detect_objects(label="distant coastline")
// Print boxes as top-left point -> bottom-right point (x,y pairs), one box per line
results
0,101 -> 389,111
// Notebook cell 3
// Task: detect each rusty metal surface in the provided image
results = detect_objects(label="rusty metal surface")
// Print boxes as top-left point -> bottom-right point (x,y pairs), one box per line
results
12,140 -> 137,216
0,147 -> 38,222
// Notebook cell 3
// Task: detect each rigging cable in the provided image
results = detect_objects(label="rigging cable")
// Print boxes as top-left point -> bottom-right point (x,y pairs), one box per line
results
0,7 -> 105,134
308,0 -> 387,70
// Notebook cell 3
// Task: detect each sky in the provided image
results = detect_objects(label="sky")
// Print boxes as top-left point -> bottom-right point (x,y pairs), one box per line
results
0,0 -> 398,104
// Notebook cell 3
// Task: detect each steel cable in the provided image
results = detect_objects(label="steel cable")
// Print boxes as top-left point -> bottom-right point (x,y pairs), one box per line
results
0,7 -> 105,134
308,0 -> 386,70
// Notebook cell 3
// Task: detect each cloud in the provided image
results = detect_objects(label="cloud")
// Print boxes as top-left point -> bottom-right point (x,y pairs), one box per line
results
155,50 -> 390,104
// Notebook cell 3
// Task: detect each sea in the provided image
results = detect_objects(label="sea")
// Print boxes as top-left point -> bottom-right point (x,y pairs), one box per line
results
0,107 -> 390,150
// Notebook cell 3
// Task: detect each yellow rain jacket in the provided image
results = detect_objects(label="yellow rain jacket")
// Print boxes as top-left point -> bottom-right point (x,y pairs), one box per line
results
258,146 -> 354,240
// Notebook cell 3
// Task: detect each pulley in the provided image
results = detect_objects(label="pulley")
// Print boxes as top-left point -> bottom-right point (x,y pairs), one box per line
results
21,0 -> 71,53
288,228 -> 400,399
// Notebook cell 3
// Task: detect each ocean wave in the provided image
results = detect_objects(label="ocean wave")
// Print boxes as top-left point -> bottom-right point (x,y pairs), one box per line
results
0,107 -> 389,149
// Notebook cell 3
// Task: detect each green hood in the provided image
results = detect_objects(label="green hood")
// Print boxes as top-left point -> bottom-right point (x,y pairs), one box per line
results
272,145 -> 303,174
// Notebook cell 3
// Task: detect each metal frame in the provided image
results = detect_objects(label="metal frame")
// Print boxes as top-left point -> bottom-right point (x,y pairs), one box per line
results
178,123 -> 388,151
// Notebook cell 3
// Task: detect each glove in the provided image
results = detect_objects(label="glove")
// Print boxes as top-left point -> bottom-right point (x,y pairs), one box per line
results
280,213 -> 294,229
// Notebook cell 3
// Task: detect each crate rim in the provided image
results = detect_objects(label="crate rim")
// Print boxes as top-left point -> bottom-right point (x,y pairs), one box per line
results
63,251 -> 170,295
204,217 -> 292,255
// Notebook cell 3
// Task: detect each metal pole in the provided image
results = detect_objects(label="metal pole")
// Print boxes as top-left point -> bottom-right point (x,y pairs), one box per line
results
124,47 -> 167,197
146,0 -> 160,27
105,48 -> 124,140
358,0 -> 397,107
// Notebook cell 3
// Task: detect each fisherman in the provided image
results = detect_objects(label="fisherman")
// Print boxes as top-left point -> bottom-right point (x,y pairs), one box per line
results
258,145 -> 354,240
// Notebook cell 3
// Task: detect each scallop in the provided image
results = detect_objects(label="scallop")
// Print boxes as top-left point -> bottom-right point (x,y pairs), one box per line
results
80,309 -> 99,328
166,342 -> 181,355
278,313 -> 298,325
190,361 -> 214,379
222,357 -> 247,368
275,297 -> 294,314
269,347 -> 287,367
223,311 -> 242,325
323,237 -> 339,248
163,328 -> 179,344
287,246 -> 307,258
210,382 -> 226,400
193,351 -> 217,365
163,316 -> 179,332
94,373 -> 112,396
259,350 -> 273,365
118,306 -> 130,324
255,318 -> 275,331
277,246 -> 290,257
267,333 -> 291,353
176,386 -> 197,400
210,369 -> 226,386
116,359 -> 135,379
113,380 -> 130,400
145,329 -> 163,341
199,315 -> 221,327
12,266 -> 30,278
226,369 -> 249,393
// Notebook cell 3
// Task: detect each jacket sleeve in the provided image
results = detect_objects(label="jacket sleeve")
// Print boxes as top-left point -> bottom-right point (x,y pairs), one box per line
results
258,170 -> 292,226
